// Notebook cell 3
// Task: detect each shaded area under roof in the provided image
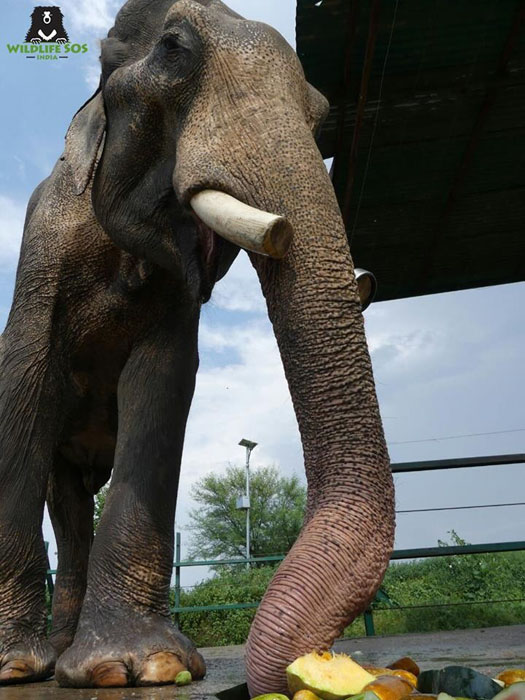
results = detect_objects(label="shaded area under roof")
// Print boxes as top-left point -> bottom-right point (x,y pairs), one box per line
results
296,0 -> 525,302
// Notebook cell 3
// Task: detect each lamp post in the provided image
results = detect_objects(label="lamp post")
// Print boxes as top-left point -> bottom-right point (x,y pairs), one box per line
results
237,438 -> 257,569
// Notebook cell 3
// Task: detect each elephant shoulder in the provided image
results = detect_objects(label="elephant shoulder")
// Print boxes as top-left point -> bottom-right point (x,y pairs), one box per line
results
24,177 -> 49,227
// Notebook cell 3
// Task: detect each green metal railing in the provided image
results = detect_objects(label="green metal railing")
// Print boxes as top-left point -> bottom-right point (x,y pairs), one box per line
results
45,453 -> 525,636
169,539 -> 525,635
168,453 -> 525,635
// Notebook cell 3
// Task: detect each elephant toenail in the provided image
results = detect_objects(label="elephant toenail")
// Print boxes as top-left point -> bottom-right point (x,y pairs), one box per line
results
138,652 -> 186,685
91,660 -> 129,687
189,649 -> 206,679
0,660 -> 33,681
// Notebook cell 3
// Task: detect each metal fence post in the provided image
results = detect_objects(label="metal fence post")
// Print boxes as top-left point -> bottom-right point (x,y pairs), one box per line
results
174,532 -> 181,628
44,541 -> 54,599
364,608 -> 375,636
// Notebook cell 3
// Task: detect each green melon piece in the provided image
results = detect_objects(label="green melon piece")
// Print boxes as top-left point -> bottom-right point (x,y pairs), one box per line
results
251,695 -> 289,700
175,670 -> 192,686
492,683 -> 525,700
417,667 -> 502,699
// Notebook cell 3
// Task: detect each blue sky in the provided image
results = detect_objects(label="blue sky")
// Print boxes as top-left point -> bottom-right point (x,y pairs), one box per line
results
1,1 -> 524,587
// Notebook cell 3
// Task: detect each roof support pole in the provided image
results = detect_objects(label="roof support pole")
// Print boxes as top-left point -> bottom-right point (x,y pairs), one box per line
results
416,0 -> 525,292
341,0 -> 381,236
332,0 -> 360,185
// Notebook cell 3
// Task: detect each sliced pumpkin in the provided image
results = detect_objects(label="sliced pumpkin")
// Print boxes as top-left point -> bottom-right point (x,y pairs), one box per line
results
363,668 -> 417,687
286,652 -> 376,700
361,674 -> 415,700
497,672 -> 525,687
292,691 -> 323,700
387,658 -> 420,678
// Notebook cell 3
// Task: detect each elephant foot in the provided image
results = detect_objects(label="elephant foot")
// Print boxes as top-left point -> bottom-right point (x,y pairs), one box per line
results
0,624 -> 56,685
55,607 -> 205,688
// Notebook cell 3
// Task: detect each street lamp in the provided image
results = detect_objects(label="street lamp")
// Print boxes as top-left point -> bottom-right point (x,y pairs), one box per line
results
237,438 -> 257,569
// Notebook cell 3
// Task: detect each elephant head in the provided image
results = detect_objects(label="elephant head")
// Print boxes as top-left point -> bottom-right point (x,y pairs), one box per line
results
65,0 -> 395,693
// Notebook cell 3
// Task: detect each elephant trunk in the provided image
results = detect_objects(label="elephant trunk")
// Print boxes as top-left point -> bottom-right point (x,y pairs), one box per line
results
245,128 -> 395,695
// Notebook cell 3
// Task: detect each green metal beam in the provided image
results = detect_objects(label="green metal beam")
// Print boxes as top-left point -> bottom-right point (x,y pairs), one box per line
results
391,540 -> 525,560
171,602 -> 259,614
391,453 -> 525,473
173,554 -> 285,568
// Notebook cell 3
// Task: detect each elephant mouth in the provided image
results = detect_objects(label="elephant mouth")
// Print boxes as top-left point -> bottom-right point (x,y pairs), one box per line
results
193,215 -> 222,303
190,189 -> 294,260
189,188 -> 294,303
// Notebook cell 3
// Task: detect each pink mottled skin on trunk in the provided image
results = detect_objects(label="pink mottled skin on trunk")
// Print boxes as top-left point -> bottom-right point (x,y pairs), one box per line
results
243,129 -> 395,695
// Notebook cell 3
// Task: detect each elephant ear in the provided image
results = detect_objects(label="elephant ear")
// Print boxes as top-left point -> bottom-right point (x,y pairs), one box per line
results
64,91 -> 106,196
306,83 -> 330,139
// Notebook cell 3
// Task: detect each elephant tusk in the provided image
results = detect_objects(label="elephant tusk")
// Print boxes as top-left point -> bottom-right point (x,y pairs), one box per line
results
190,190 -> 293,259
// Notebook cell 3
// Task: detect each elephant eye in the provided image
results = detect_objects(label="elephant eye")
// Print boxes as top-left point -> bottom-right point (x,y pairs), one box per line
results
156,21 -> 200,77
162,34 -> 183,53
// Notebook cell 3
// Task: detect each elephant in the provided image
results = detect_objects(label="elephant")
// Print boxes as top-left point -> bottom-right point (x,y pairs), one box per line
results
0,0 -> 395,693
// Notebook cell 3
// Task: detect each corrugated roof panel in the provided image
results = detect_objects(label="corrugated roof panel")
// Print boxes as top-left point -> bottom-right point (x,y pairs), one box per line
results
296,0 -> 525,301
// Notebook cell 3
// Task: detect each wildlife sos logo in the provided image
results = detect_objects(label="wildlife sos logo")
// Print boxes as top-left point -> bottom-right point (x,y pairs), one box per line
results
26,6 -> 69,43
6,6 -> 88,60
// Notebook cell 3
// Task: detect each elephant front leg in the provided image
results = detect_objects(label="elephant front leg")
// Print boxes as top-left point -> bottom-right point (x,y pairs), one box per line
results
56,308 -> 205,688
47,455 -> 95,656
0,359 -> 62,684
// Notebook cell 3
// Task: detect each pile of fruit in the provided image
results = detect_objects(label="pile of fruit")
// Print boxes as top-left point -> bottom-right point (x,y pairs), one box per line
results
252,651 -> 525,700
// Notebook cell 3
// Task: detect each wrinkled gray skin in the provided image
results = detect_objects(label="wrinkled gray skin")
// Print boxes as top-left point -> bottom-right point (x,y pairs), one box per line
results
0,0 -> 395,693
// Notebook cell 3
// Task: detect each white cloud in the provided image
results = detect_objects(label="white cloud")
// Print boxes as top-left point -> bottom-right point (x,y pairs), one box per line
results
225,0 -> 296,47
0,194 -> 25,271
368,328 -> 438,365
84,60 -> 103,91
178,314 -> 301,532
43,507 -> 57,570
52,0 -> 120,33
13,156 -> 27,180
207,253 -> 267,314
59,0 -> 119,90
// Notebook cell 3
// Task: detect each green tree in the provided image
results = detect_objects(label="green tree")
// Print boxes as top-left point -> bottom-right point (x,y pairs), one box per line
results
177,565 -> 278,647
188,464 -> 306,561
342,532 -> 525,638
93,484 -> 109,531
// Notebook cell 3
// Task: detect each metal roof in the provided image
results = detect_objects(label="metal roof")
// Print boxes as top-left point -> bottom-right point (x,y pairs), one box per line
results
296,0 -> 525,302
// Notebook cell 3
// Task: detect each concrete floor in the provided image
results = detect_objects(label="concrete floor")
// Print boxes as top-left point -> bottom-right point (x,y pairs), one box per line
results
0,625 -> 523,700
